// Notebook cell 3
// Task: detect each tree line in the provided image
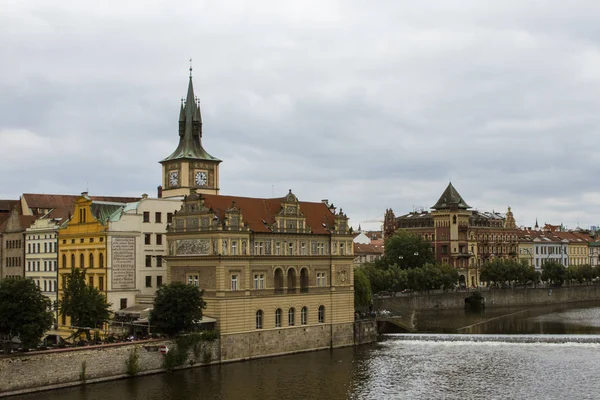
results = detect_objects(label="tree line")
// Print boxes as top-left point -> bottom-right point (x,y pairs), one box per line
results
0,268 -> 206,352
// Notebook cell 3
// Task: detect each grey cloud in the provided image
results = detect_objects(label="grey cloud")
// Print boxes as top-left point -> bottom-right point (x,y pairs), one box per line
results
2,0 -> 600,230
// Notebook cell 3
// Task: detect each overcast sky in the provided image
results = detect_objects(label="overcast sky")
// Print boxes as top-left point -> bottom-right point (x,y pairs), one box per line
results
2,0 -> 600,231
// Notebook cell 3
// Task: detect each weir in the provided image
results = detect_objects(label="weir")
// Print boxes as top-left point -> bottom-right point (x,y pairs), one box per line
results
387,333 -> 600,344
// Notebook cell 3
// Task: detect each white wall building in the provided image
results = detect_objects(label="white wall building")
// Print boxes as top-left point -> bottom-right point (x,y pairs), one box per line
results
107,195 -> 181,307
532,236 -> 569,270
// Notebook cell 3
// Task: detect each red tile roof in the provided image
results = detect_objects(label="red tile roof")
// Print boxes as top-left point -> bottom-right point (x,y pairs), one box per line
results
0,200 -> 19,213
22,193 -> 140,212
200,194 -> 336,235
354,242 -> 384,255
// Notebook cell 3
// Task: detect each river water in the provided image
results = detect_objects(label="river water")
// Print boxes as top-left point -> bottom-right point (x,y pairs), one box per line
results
13,302 -> 600,400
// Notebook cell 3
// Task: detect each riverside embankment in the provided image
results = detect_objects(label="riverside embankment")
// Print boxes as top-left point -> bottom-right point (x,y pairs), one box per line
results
0,320 -> 377,398
374,285 -> 600,313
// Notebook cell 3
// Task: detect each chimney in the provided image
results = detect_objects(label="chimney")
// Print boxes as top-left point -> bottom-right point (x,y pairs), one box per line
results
157,186 -> 163,199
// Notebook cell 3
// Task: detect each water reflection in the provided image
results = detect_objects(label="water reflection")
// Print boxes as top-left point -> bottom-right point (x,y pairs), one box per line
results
415,301 -> 600,335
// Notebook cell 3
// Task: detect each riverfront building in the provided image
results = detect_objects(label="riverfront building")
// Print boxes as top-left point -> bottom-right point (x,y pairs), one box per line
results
384,183 -> 519,288
162,73 -> 356,360
24,216 -> 62,321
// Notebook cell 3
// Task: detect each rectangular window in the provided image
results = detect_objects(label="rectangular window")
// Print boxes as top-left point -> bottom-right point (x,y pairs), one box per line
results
143,212 -> 150,223
317,243 -> 325,255
156,234 -> 163,245
254,274 -> 265,289
167,213 -> 173,224
231,241 -> 238,255
145,234 -> 151,245
187,274 -> 199,286
340,243 -> 345,255
317,272 -> 326,287
155,212 -> 162,223
156,255 -> 163,267
88,276 -> 94,288
99,277 -> 104,291
231,274 -> 238,291
157,275 -> 163,286
145,276 -> 152,287
145,255 -> 152,267
301,242 -> 307,255
441,245 -> 448,255
288,242 -> 294,255
275,242 -> 281,256
44,243 -> 47,253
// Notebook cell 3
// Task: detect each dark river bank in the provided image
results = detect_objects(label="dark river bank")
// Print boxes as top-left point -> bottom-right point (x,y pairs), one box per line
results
11,301 -> 600,400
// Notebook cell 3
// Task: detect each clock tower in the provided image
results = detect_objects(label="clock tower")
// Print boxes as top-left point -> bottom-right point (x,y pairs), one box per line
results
160,68 -> 221,197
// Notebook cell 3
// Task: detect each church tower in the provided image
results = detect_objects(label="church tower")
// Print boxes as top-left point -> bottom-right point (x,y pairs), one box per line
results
160,68 -> 221,198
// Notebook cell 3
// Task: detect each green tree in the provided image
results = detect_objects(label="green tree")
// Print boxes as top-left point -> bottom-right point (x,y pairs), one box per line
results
60,268 -> 112,340
354,268 -> 372,309
541,261 -> 566,287
381,230 -> 435,269
150,282 -> 207,336
439,263 -> 459,291
0,278 -> 54,352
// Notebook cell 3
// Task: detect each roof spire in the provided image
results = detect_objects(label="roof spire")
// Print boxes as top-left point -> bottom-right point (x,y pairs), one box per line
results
161,66 -> 221,163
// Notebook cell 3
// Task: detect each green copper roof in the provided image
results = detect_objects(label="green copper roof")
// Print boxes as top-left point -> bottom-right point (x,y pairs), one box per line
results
161,74 -> 221,163
432,182 -> 471,210
91,201 -> 127,224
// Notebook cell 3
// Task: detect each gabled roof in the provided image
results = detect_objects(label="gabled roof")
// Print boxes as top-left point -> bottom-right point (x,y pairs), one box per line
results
0,214 -> 37,233
196,194 -> 336,235
431,182 -> 470,210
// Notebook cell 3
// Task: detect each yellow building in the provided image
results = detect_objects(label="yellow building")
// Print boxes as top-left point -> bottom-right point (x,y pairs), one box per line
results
166,190 -> 356,361
57,194 -> 130,333
563,232 -> 592,266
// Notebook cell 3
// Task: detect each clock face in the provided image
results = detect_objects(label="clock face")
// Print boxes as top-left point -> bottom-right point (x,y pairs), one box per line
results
169,171 -> 179,187
195,171 -> 207,187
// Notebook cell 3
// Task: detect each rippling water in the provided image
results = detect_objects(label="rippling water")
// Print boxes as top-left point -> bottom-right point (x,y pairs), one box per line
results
12,303 -> 600,400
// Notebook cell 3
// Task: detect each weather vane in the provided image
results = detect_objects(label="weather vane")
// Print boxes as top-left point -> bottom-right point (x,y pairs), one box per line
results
189,58 -> 193,77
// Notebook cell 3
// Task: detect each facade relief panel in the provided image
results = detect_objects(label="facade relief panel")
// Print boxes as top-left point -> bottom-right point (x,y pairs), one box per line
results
176,239 -> 210,255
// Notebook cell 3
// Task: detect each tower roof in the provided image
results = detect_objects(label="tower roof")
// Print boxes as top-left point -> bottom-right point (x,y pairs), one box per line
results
161,71 -> 221,163
431,182 -> 470,210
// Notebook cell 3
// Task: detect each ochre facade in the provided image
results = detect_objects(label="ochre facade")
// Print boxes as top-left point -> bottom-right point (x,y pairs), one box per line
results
166,190 -> 356,360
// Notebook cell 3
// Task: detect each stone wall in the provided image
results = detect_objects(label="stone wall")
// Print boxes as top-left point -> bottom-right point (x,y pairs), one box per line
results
0,339 -> 220,397
375,285 -> 600,312
220,322 -> 356,361
354,320 -> 378,345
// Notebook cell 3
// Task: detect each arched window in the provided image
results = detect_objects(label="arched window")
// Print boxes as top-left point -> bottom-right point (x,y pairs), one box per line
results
80,253 -> 85,268
71,254 -> 75,268
300,268 -> 309,293
62,254 -> 66,269
287,269 -> 297,293
275,308 -> 282,328
288,307 -> 295,326
318,305 -> 325,323
256,310 -> 263,329
89,253 -> 94,268
99,253 -> 104,268
274,268 -> 283,293
301,306 -> 307,325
